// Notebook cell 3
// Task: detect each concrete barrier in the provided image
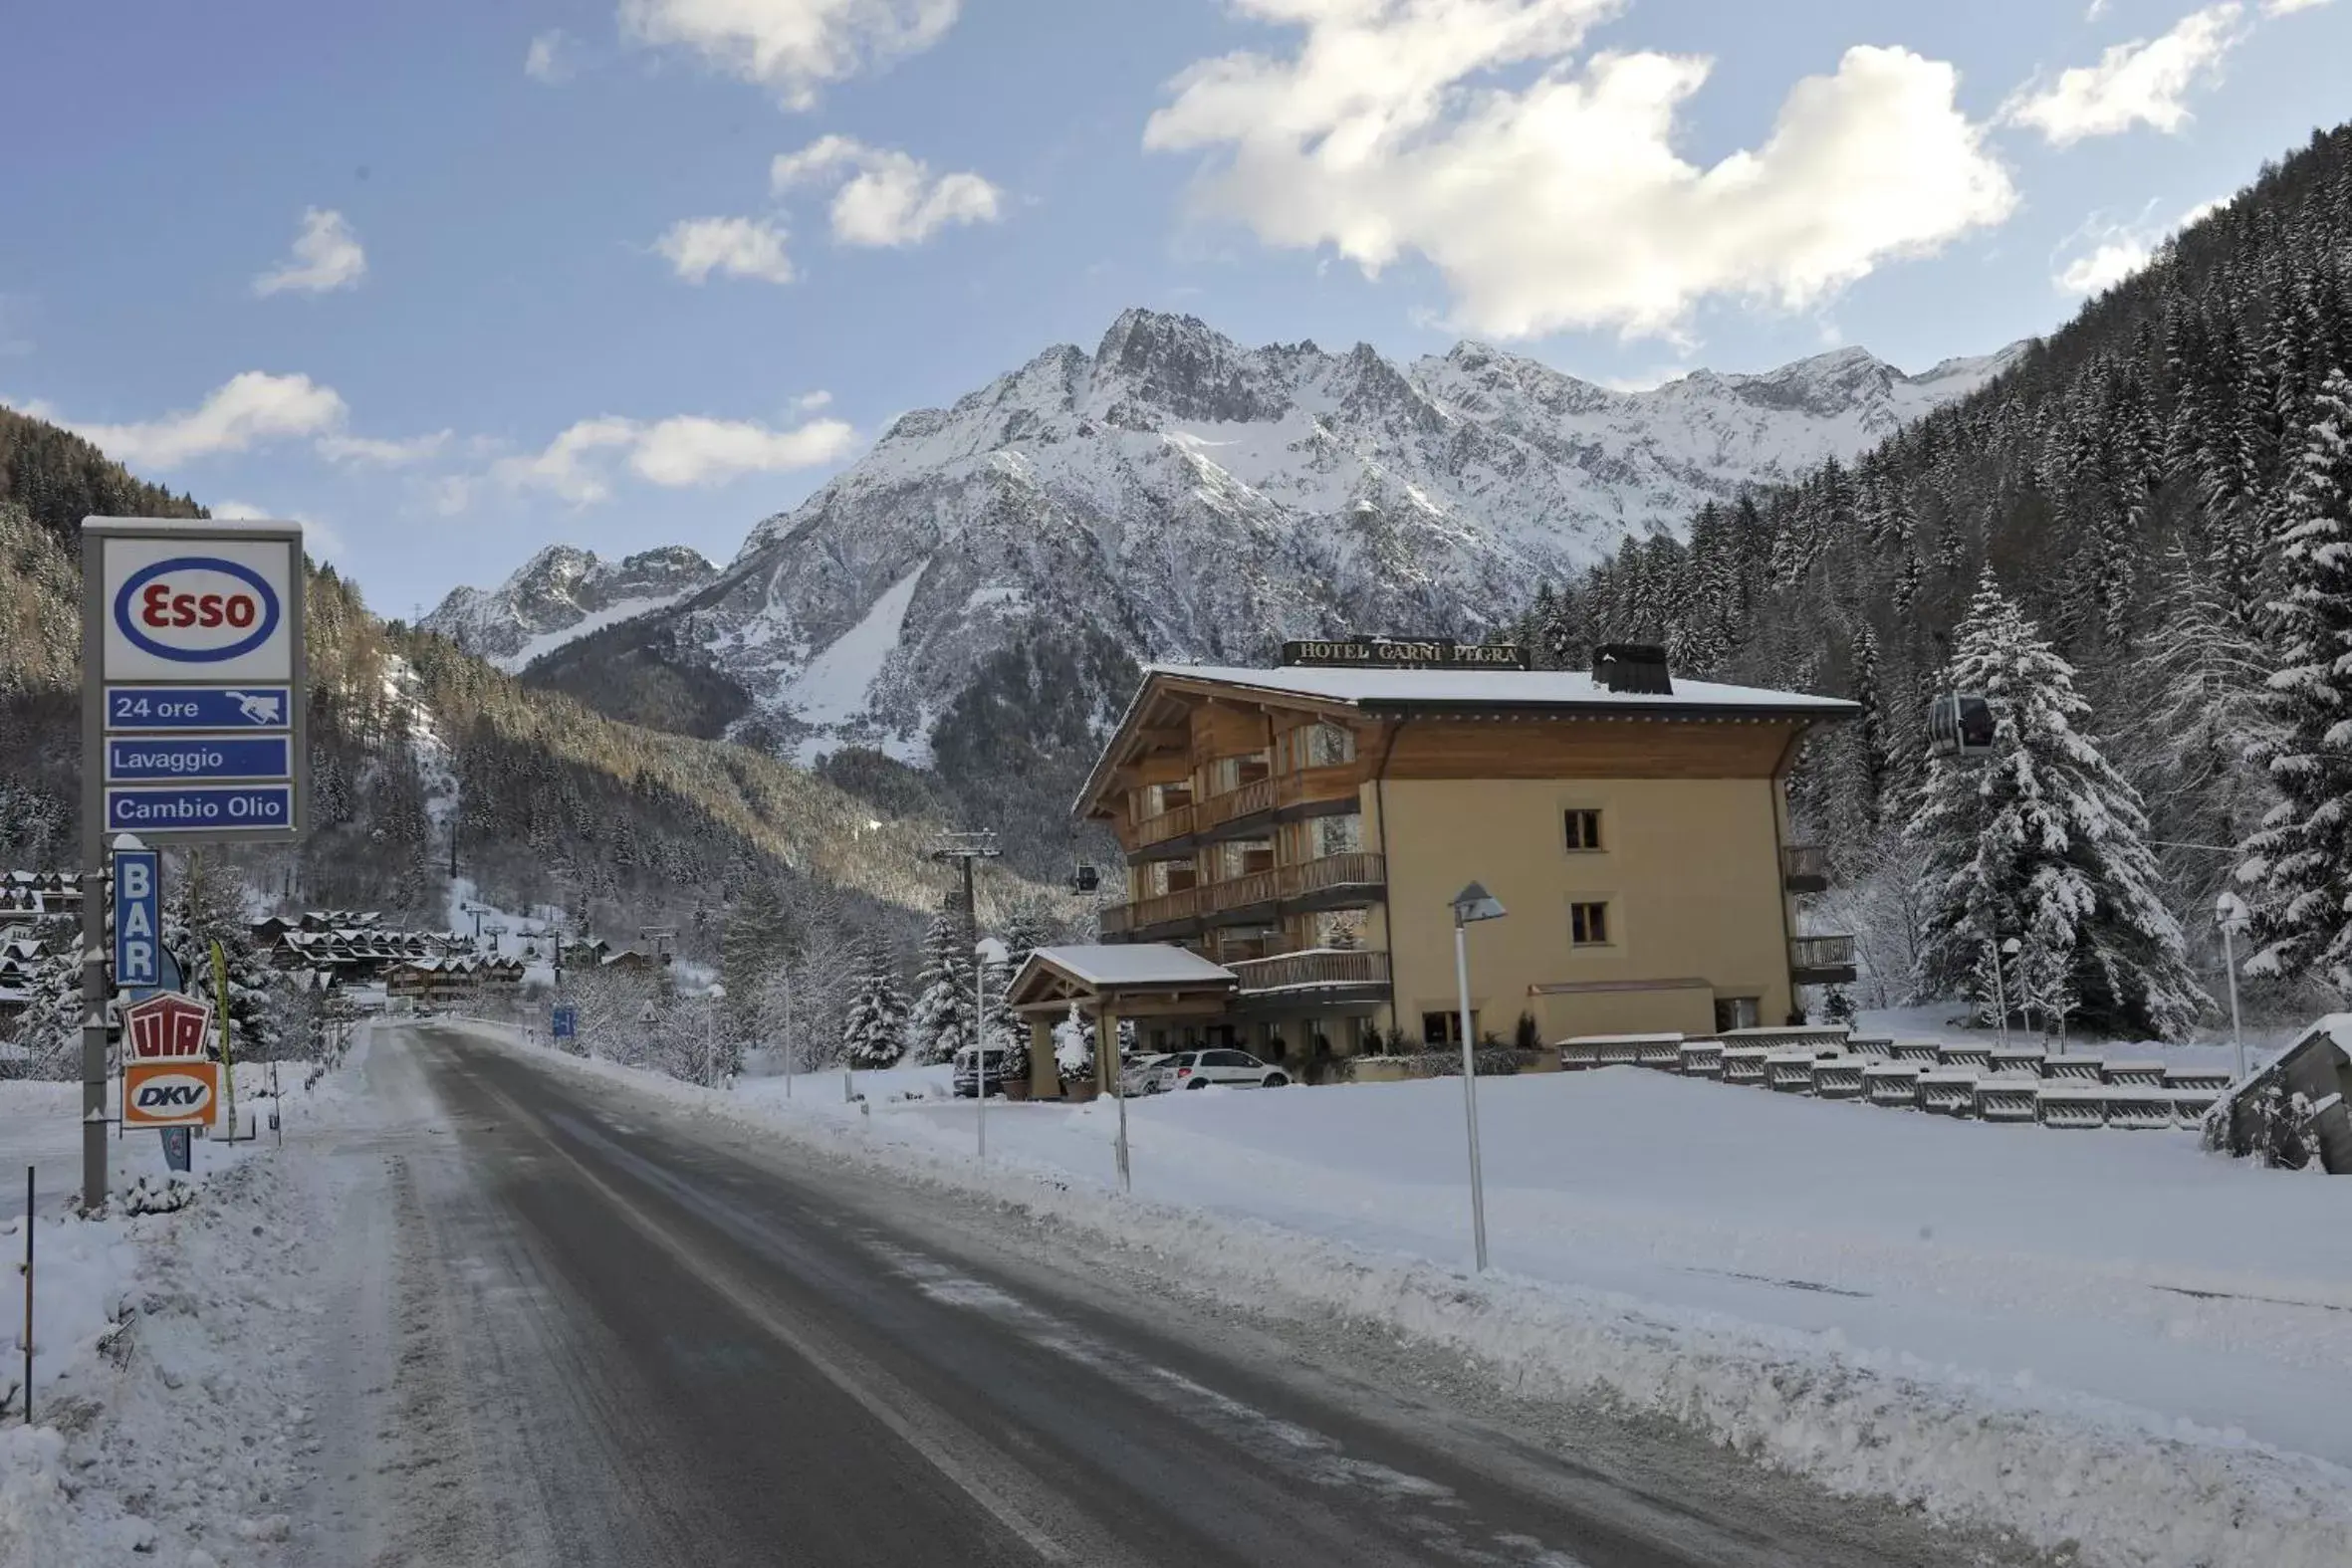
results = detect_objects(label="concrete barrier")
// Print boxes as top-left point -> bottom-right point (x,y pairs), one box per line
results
2037,1085 -> 2107,1128
1723,1046 -> 1769,1087
1677,1040 -> 1725,1078
1888,1040 -> 1942,1064
1919,1069 -> 1979,1116
1976,1078 -> 2039,1123
1764,1050 -> 1820,1093
1812,1058 -> 1865,1099
1863,1061 -> 1924,1108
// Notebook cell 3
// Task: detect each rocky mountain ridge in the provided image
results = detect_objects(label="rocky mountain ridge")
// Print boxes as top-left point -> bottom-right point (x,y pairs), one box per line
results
452,311 -> 2023,766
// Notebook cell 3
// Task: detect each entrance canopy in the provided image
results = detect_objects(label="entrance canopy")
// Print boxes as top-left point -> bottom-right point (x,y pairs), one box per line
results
1008,945 -> 1237,1020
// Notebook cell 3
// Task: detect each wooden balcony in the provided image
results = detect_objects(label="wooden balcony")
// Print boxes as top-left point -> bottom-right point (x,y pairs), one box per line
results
1782,844 -> 1830,893
1197,774 -> 1277,831
1230,948 -> 1390,996
1096,853 -> 1387,940
1789,934 -> 1858,986
1132,800 -> 1194,851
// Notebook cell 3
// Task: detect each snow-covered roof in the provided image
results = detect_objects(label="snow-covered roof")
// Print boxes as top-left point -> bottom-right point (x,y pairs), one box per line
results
1018,944 -> 1236,991
1079,660 -> 1855,816
1144,663 -> 1858,715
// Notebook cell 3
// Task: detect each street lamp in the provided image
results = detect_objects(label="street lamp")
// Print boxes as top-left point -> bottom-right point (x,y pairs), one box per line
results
1450,881 -> 1506,1273
932,830 -> 1002,1160
2217,892 -> 2247,1081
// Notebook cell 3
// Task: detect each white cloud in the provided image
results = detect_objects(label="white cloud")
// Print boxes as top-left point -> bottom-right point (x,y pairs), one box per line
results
213,501 -> 348,561
1143,3 -> 2015,341
619,0 -> 959,108
792,389 -> 833,411
2005,3 -> 2246,144
772,135 -> 1002,246
655,216 -> 797,284
315,430 -> 453,466
40,371 -> 349,469
2050,195 -> 2230,294
2056,233 -> 2154,295
2085,0 -> 2111,16
2262,0 -> 2331,14
253,208 -> 367,297
628,413 -> 858,485
526,29 -> 576,83
493,408 -> 856,502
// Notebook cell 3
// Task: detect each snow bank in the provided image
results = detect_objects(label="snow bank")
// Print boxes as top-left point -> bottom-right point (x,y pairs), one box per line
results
0,1042 -> 372,1567
473,1020 -> 2352,1568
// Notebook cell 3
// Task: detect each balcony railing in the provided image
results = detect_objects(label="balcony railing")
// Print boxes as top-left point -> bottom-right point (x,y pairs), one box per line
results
1781,844 -> 1830,892
1198,774 -> 1277,830
1230,949 -> 1390,994
1134,800 -> 1193,849
1098,853 -> 1387,939
1789,934 -> 1858,983
1282,850 -> 1384,899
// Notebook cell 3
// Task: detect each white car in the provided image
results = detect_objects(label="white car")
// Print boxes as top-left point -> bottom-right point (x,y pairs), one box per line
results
1154,1048 -> 1290,1091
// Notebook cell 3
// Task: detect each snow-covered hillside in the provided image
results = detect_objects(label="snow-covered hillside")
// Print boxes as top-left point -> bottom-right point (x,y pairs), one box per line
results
472,310 -> 2022,761
420,544 -> 716,671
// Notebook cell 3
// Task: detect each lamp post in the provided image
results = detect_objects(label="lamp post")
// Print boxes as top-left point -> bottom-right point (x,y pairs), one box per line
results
2217,893 -> 2246,1082
932,831 -> 1002,1161
1450,881 -> 1507,1273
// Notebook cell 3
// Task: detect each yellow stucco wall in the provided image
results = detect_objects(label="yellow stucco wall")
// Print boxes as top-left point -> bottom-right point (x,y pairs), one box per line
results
1367,777 -> 1794,1043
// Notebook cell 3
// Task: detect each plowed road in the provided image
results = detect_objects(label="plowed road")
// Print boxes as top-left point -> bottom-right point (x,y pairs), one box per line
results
297,1025 -> 2001,1568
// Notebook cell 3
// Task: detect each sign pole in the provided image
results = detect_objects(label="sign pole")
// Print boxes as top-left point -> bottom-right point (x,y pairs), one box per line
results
79,530 -> 108,1213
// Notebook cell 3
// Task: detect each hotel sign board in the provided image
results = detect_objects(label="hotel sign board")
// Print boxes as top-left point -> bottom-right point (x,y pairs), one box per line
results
82,519 -> 308,845
1281,639 -> 1529,671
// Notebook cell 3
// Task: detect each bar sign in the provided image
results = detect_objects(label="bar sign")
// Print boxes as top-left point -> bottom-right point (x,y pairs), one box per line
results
113,848 -> 160,991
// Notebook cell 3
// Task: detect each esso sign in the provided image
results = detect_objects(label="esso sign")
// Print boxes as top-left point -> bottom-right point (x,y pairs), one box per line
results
115,558 -> 281,663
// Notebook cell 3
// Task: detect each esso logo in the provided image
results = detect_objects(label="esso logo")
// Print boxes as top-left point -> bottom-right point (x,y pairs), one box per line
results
115,557 -> 282,663
133,1072 -> 214,1112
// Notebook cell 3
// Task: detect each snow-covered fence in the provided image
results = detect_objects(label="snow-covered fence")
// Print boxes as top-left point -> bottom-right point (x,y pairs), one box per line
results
1888,1039 -> 1941,1064
1937,1042 -> 1993,1073
1863,1061 -> 1923,1108
1976,1079 -> 2039,1123
1764,1050 -> 1818,1094
1675,1039 -> 1723,1077
1722,1046 -> 1768,1086
1919,1069 -> 1979,1116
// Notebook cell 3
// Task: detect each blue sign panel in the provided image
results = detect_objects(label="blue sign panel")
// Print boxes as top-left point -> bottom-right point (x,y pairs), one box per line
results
113,848 -> 160,990
552,1007 -> 578,1040
107,784 -> 294,834
160,1126 -> 193,1173
106,736 -> 292,784
105,687 -> 292,732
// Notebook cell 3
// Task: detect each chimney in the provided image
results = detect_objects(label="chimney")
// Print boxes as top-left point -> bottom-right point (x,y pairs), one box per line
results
1593,643 -> 1673,695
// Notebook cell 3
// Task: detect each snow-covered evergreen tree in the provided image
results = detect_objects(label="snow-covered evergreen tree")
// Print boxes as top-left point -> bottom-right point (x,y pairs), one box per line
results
1052,1003 -> 1094,1086
718,880 -> 786,1063
1908,571 -> 2208,1038
2239,367 -> 2352,990
840,938 -> 909,1069
908,902 -> 978,1065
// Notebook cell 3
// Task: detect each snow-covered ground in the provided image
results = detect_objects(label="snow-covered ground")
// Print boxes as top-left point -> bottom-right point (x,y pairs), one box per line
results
0,1046 -> 379,1567
514,1029 -> 2351,1568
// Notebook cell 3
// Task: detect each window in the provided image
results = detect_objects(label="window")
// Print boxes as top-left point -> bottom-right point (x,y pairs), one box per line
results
1306,723 -> 1356,768
1715,997 -> 1762,1033
1563,808 -> 1603,851
1421,1010 -> 1478,1045
1570,901 -> 1610,946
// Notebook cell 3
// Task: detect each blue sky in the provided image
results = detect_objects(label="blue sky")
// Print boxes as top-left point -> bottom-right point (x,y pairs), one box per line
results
4,0 -> 2347,620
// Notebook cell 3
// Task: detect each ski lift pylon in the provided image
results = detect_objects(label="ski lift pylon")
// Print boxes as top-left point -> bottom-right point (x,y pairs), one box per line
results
1928,693 -> 1995,761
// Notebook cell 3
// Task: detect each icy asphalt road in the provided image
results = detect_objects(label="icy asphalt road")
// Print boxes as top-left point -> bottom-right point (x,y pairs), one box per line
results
296,1026 -> 2019,1568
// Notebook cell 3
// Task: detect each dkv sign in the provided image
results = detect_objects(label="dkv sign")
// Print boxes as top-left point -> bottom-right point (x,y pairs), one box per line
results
124,1061 -> 221,1129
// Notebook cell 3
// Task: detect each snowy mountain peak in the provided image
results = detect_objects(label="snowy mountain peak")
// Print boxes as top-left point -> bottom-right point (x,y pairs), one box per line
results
422,543 -> 718,672
513,307 -> 2024,765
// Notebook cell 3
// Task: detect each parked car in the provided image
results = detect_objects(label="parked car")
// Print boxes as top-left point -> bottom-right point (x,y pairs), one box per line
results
1119,1052 -> 1176,1096
952,1044 -> 1019,1098
1153,1048 -> 1289,1091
